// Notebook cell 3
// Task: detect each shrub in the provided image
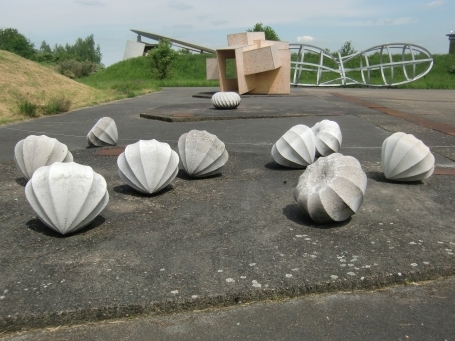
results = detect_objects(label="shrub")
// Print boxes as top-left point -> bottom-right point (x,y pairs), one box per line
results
56,59 -> 98,78
147,39 -> 178,80
43,96 -> 71,115
17,98 -> 38,117
449,65 -> 455,74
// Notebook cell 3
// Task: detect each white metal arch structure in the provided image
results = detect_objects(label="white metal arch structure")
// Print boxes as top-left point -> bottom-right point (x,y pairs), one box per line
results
290,43 -> 433,87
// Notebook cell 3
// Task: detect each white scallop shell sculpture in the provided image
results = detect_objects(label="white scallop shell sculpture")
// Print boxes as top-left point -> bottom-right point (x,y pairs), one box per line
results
87,117 -> 118,147
178,130 -> 229,177
14,135 -> 73,180
117,139 -> 179,194
212,92 -> 241,109
25,162 -> 109,235
311,120 -> 342,157
294,153 -> 367,224
382,132 -> 435,181
271,125 -> 315,168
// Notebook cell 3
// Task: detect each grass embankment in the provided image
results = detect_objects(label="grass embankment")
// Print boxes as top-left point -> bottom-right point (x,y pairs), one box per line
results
79,54 -> 219,96
292,52 -> 455,89
0,50 -> 122,125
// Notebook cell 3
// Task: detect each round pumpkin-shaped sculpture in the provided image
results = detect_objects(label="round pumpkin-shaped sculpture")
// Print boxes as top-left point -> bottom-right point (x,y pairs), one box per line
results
87,117 -> 118,147
25,162 -> 109,235
312,120 -> 342,157
178,130 -> 229,177
14,135 -> 73,181
271,124 -> 315,168
211,92 -> 241,109
294,153 -> 367,224
117,139 -> 179,194
382,132 -> 434,181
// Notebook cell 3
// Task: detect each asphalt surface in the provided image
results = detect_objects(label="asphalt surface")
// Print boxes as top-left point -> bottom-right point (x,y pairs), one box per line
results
0,87 -> 454,338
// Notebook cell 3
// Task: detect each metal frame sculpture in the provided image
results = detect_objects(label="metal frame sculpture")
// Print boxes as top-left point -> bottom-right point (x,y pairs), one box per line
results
290,43 -> 433,87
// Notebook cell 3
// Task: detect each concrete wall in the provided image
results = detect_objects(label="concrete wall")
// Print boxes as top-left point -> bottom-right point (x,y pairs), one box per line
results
123,40 -> 145,60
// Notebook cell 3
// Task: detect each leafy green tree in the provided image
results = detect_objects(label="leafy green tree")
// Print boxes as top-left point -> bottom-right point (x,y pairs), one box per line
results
148,39 -> 178,80
247,22 -> 280,41
39,41 -> 52,53
0,28 -> 36,59
338,41 -> 356,57
53,34 -> 102,63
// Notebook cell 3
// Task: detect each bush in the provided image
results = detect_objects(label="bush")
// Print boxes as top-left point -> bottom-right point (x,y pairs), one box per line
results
43,96 -> 71,115
56,59 -> 98,78
449,65 -> 455,74
247,23 -> 280,41
16,95 -> 71,117
17,98 -> 38,117
147,39 -> 178,80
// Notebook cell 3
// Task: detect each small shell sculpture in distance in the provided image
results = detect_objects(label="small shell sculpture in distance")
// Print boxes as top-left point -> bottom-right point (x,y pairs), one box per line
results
178,130 -> 229,177
117,139 -> 179,194
87,117 -> 118,147
212,92 -> 241,109
14,135 -> 73,180
311,120 -> 342,157
25,162 -> 109,235
271,124 -> 315,168
294,153 -> 367,224
382,132 -> 434,181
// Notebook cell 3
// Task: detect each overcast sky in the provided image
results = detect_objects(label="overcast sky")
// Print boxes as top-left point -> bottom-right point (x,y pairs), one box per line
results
1,0 -> 453,66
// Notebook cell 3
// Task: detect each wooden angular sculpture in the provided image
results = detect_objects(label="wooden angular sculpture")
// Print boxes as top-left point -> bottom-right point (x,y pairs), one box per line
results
271,125 -> 315,168
294,153 -> 367,224
14,135 -> 73,180
87,117 -> 118,147
312,120 -> 342,157
117,139 -> 179,194
25,162 -> 109,235
206,32 -> 290,95
212,92 -> 241,109
178,130 -> 229,177
382,132 -> 435,181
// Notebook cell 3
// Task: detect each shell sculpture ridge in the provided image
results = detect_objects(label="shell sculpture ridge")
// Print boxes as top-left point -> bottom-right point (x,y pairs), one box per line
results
14,135 -> 73,180
117,139 -> 179,194
87,117 -> 118,147
178,130 -> 229,177
25,162 -> 109,235
271,124 -> 315,168
294,153 -> 367,224
312,120 -> 342,157
382,132 -> 435,181
212,92 -> 241,109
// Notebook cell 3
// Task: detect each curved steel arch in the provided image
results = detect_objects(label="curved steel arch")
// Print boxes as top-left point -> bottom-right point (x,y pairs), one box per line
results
290,43 -> 433,87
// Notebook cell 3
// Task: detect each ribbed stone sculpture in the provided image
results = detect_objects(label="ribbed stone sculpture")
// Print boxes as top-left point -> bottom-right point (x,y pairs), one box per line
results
271,125 -> 315,168
312,120 -> 342,157
117,139 -> 179,194
14,135 -> 73,181
87,117 -> 118,147
382,132 -> 435,181
294,153 -> 367,224
25,162 -> 109,235
211,92 -> 241,109
178,130 -> 229,177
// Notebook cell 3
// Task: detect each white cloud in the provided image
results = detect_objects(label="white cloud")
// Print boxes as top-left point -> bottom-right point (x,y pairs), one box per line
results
172,24 -> 194,29
424,0 -> 444,8
168,1 -> 194,10
350,17 -> 413,26
74,0 -> 105,5
210,20 -> 228,26
297,36 -> 315,43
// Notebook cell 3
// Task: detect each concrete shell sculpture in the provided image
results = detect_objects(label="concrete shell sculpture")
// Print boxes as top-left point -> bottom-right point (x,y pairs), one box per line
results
117,139 -> 179,194
87,117 -> 118,147
14,135 -> 73,180
178,130 -> 229,177
212,92 -> 241,109
312,120 -> 342,157
271,124 -> 315,168
294,153 -> 367,224
25,162 -> 109,235
382,132 -> 435,181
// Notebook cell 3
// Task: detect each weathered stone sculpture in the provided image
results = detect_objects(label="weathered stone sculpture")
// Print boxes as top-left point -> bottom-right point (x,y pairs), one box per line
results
271,125 -> 315,168
212,92 -> 241,109
117,139 -> 179,194
294,153 -> 367,224
312,120 -> 342,157
178,130 -> 229,177
87,117 -> 118,147
25,162 -> 109,235
14,135 -> 73,180
382,132 -> 435,181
